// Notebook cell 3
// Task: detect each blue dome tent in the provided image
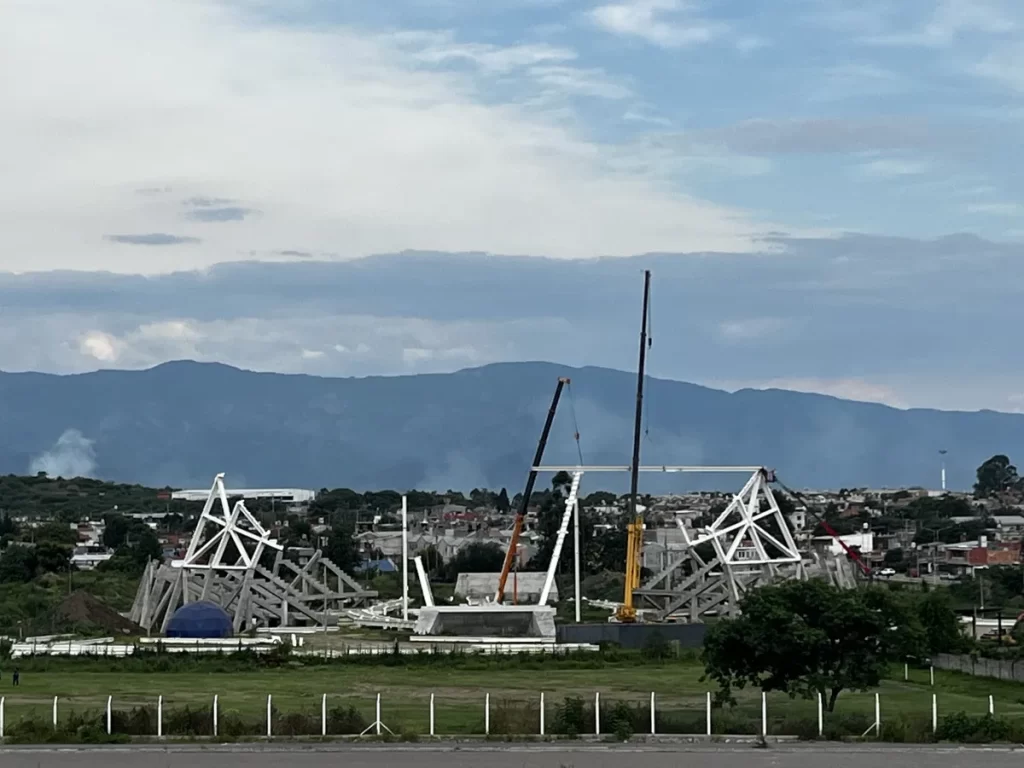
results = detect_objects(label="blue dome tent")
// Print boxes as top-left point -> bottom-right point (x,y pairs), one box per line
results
165,601 -> 233,639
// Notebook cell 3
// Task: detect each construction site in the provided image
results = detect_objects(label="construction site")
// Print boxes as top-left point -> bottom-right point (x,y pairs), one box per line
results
105,269 -> 868,657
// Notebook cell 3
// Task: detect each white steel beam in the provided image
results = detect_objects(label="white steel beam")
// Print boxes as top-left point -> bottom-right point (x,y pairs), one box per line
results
533,465 -> 764,473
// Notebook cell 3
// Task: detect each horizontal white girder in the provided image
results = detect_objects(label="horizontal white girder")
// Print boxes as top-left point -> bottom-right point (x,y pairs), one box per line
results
532,465 -> 764,473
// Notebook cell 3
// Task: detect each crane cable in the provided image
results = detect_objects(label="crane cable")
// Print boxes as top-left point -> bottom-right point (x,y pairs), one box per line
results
566,380 -> 585,466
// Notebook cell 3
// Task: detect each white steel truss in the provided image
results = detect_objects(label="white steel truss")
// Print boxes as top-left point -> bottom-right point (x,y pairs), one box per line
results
683,468 -> 800,568
181,473 -> 282,570
539,471 -> 583,606
532,465 -> 828,622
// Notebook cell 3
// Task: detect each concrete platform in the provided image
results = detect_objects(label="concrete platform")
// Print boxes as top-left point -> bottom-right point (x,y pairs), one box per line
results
412,605 -> 556,638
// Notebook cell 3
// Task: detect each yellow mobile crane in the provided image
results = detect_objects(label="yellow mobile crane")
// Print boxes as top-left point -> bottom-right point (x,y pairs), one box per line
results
616,269 -> 651,624
617,513 -> 644,623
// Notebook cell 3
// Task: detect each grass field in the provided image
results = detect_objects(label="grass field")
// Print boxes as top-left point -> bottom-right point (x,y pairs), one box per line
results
0,661 -> 1021,738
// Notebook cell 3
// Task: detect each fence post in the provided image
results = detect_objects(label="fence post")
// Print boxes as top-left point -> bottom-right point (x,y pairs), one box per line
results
595,692 -> 601,736
904,662 -> 908,682
930,666 -> 934,686
53,696 -> 58,730
650,692 -> 656,735
874,692 -> 880,737
158,695 -> 163,738
761,691 -> 767,737
540,692 -> 545,736
321,694 -> 327,736
375,693 -> 381,736
989,694 -> 994,715
816,691 -> 823,737
931,693 -> 937,733
706,691 -> 711,736
267,694 -> 272,738
213,694 -> 219,737
485,693 -> 490,735
107,695 -> 112,735
1,696 -> 5,739
429,693 -> 435,737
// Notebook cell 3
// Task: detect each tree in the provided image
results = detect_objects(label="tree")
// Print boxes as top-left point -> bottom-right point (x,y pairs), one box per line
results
0,545 -> 38,583
444,542 -> 505,581
974,455 -> 1020,498
419,544 -> 445,579
496,488 -> 511,514
529,472 -> 579,569
35,541 -> 72,573
883,548 -> 903,565
323,526 -> 360,574
912,590 -> 967,655
102,513 -> 132,549
702,580 -> 924,712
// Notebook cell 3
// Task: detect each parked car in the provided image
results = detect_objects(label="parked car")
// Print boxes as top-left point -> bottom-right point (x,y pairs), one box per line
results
878,567 -> 896,577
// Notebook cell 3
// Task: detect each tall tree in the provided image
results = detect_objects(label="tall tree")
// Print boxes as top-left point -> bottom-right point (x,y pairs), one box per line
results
496,488 -> 511,514
702,580 -> 925,712
974,455 -> 1020,498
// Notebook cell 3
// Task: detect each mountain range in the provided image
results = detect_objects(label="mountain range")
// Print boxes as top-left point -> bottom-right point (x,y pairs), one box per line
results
1,360 -> 1020,493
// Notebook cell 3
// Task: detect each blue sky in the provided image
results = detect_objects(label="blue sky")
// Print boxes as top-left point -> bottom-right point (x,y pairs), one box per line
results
1,0 -> 1022,411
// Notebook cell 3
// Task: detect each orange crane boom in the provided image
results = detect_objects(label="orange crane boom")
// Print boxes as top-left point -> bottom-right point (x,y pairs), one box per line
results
495,377 -> 570,604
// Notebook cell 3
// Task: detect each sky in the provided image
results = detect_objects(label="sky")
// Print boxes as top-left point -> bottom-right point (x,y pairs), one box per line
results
1,0 -> 1023,412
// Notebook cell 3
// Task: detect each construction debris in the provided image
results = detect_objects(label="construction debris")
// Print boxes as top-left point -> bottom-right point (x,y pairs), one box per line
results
130,473 -> 376,634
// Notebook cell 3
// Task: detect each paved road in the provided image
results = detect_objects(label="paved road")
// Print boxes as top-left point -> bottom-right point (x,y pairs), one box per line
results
0,743 -> 1020,768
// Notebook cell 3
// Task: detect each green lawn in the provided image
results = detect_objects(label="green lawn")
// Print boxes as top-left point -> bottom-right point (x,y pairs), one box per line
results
0,662 -> 1020,737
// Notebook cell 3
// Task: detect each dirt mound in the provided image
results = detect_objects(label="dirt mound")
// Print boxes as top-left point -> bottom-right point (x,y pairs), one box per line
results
47,590 -> 143,636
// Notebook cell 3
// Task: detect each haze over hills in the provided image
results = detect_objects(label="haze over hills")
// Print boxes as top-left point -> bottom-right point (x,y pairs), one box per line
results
0,360 -> 1018,493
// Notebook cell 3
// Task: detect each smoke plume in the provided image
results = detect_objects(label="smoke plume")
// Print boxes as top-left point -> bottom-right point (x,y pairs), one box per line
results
29,429 -> 98,479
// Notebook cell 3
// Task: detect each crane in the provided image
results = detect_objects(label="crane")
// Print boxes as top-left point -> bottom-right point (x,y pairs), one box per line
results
616,269 -> 651,623
495,376 -> 570,604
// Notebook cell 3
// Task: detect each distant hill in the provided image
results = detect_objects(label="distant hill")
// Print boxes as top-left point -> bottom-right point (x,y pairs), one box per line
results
0,360 -> 1020,492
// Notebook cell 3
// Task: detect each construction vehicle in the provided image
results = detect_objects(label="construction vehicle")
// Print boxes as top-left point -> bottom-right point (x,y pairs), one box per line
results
616,269 -> 651,623
495,377 -> 570,604
617,513 -> 644,623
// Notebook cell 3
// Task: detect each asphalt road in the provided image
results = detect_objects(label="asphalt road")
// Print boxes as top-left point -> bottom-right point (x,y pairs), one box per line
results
0,743 -> 1020,768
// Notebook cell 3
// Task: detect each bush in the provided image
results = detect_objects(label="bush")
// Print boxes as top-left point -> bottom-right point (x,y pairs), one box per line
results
553,696 -> 587,736
935,711 -> 1017,743
490,699 -> 539,735
880,713 -> 934,743
3,709 -> 130,745
605,700 -> 636,740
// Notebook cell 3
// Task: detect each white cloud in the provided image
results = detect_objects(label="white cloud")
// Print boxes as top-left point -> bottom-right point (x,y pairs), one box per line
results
858,158 -> 931,178
79,331 -> 120,362
718,317 -> 788,342
590,0 -> 721,49
0,0 -> 775,275
966,202 -> 1024,216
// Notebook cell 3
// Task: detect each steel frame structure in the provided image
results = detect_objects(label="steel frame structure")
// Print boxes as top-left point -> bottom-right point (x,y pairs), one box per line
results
532,464 -> 849,622
130,473 -> 376,634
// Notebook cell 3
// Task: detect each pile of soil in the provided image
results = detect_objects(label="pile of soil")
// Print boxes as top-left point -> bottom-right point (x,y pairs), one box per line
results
47,590 -> 143,636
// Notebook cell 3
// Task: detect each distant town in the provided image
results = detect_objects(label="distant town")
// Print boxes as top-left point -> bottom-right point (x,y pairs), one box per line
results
4,453 -> 1020,587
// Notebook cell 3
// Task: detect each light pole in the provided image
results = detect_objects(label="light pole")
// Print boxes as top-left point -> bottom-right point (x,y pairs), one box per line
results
939,449 -> 948,492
